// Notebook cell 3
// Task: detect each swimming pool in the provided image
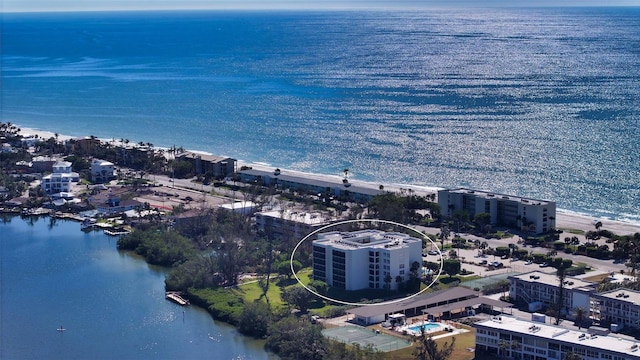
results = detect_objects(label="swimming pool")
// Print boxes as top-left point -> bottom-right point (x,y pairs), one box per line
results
406,322 -> 443,334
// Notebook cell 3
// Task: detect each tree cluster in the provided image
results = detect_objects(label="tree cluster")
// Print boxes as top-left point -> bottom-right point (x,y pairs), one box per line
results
117,225 -> 196,267
368,192 -> 440,225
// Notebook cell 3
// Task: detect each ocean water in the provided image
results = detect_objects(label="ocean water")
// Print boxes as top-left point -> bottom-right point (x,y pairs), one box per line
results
1,8 -> 639,222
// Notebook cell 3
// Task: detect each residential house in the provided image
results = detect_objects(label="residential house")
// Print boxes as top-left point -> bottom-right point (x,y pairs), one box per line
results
91,159 -> 116,183
41,161 -> 80,194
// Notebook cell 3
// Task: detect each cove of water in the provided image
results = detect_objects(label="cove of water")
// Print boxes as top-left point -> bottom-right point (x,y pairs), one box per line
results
0,216 -> 276,360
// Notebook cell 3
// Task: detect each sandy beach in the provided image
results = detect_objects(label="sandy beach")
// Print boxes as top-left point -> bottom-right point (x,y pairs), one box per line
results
15,126 -> 640,237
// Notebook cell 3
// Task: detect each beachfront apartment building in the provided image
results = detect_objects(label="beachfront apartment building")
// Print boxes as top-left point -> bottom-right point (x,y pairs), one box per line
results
255,209 -> 335,240
177,151 -> 236,179
591,289 -> 640,331
508,271 -> 596,316
475,316 -> 640,360
91,159 -> 116,183
438,188 -> 556,234
41,161 -> 80,194
238,168 -> 384,204
312,230 -> 422,291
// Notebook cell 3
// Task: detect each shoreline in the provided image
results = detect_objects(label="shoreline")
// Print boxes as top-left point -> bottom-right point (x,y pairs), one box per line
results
14,125 -> 640,235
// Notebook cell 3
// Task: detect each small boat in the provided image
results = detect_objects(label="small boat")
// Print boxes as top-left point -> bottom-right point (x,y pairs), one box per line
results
57,325 -> 67,332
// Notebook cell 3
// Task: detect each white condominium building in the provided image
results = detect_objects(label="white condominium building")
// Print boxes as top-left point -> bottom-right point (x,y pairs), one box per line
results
255,209 -> 334,240
475,316 -> 640,360
312,230 -> 422,291
438,188 -> 556,234
592,289 -> 640,331
508,271 -> 596,316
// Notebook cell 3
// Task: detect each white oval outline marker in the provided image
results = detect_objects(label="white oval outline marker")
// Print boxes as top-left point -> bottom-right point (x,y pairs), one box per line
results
290,219 -> 443,307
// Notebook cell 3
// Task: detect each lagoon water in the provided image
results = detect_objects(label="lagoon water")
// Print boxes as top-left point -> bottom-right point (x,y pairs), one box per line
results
0,217 -> 276,359
2,9 -> 640,222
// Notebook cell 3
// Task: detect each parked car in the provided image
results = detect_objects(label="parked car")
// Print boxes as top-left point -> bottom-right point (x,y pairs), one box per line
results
525,260 -> 533,265
540,263 -> 549,268
428,250 -> 439,256
480,260 -> 488,265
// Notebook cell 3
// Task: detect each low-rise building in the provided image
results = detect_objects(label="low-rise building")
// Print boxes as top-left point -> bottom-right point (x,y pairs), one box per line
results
475,315 -> 640,360
238,168 -> 384,204
31,156 -> 56,173
312,229 -> 422,291
508,271 -> 596,317
255,208 -> 335,240
41,161 -> 80,194
349,287 -> 511,325
178,151 -> 236,178
438,188 -> 556,234
218,201 -> 257,216
592,289 -> 640,331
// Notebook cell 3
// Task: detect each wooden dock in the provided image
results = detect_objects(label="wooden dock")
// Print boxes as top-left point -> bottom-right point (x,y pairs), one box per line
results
166,292 -> 189,306
104,229 -> 130,236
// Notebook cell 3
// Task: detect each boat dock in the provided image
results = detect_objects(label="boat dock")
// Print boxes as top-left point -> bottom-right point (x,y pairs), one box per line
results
166,292 -> 189,306
104,229 -> 130,236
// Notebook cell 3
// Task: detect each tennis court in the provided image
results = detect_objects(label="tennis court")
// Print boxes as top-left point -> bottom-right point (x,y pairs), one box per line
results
461,271 -> 516,290
322,325 -> 412,352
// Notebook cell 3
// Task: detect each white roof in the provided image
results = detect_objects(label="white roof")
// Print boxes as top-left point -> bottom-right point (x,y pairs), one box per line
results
92,159 -> 114,166
256,209 -> 334,226
510,271 -> 595,290
315,230 -> 421,250
476,316 -> 640,356
220,201 -> 256,210
596,289 -> 640,305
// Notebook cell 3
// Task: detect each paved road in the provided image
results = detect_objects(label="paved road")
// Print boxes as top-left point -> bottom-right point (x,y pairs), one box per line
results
416,225 -> 626,277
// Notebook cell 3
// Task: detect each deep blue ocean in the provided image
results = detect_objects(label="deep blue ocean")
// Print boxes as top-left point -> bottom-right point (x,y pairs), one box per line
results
2,8 -> 639,222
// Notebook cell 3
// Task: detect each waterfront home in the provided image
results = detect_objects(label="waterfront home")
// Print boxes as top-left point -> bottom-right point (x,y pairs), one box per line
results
41,161 -> 80,194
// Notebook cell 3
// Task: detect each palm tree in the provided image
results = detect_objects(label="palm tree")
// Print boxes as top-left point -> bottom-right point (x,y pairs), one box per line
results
413,327 -> 455,360
439,225 -> 450,249
564,352 -> 583,360
573,307 -> 587,329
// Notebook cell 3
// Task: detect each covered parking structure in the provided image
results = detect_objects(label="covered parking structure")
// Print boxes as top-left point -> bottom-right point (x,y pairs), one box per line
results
420,296 -> 512,320
348,287 -> 512,326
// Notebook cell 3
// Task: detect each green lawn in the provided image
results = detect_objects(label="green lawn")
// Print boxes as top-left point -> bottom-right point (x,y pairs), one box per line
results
384,326 -> 476,360
235,275 -> 286,308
